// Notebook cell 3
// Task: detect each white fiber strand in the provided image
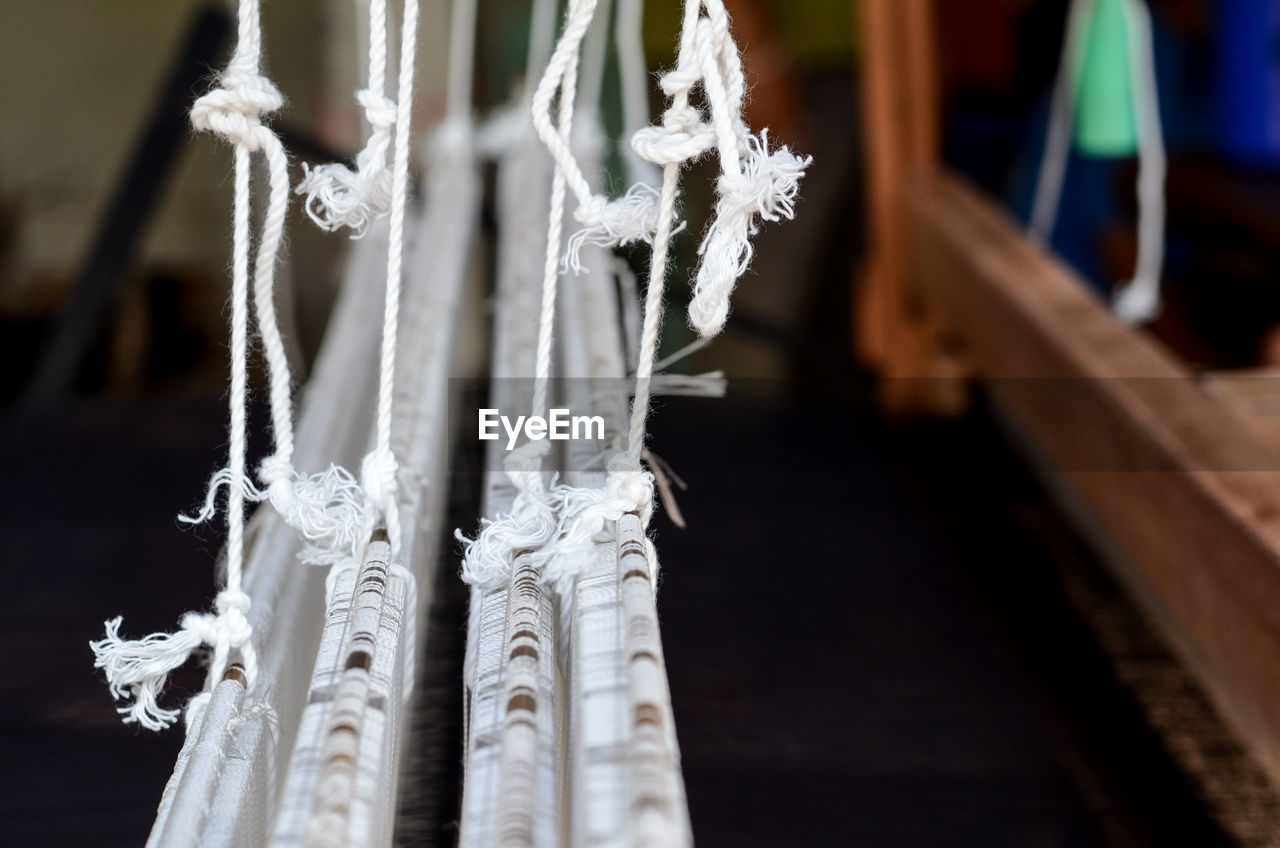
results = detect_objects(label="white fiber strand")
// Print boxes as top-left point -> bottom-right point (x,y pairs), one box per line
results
297,0 -> 397,235
91,0 -> 277,731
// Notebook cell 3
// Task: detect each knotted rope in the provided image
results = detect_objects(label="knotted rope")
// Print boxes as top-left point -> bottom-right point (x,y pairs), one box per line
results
91,0 -> 278,729
296,0 -> 397,235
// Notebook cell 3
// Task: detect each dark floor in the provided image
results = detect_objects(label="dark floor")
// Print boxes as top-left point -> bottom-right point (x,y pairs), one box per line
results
646,391 -> 1229,848
0,387 -> 1235,847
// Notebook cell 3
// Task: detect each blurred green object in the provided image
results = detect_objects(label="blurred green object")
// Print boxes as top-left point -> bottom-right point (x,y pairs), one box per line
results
1074,0 -> 1138,156
643,0 -> 855,68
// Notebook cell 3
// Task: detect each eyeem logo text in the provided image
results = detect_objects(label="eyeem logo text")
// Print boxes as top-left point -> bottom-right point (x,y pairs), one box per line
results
479,408 -> 606,451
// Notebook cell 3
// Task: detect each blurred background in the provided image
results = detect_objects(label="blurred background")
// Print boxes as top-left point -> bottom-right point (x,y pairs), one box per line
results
6,0 -> 1280,845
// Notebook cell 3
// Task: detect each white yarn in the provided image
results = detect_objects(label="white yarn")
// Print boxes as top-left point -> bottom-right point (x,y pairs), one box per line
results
541,0 -> 810,583
532,0 -> 664,273
90,590 -> 252,731
248,0 -> 418,566
457,444 -> 560,591
1029,0 -> 1090,246
91,0 -> 275,730
368,0 -> 421,556
296,0 -> 397,236
1030,0 -> 1166,324
1112,0 -> 1165,324
178,466 -> 265,525
629,2 -> 810,338
459,0 -> 596,591
462,0 -> 809,594
692,129 -> 809,337
536,455 -> 654,596
564,183 -> 663,273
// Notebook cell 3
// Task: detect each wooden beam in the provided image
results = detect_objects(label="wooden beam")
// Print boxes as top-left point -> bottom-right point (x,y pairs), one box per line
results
1203,370 -> 1280,451
906,171 -> 1280,786
855,0 -> 967,413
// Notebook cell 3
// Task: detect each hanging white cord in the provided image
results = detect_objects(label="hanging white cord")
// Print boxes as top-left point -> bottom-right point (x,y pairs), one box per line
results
539,0 -> 811,590
1029,0 -> 1091,245
297,0 -> 397,235
460,0 -> 810,593
533,0 -> 665,274
457,0 -> 595,590
1113,0 -> 1166,322
89,0 -> 280,731
534,0 -> 706,587
363,0 -> 422,554
1029,0 -> 1165,324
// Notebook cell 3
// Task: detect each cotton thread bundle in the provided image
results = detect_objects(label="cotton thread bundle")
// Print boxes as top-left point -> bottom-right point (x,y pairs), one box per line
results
237,0 -> 420,568
531,0 -> 665,274
458,0 -> 594,593
296,0 -> 397,235
90,0 -> 277,730
533,0 -> 810,583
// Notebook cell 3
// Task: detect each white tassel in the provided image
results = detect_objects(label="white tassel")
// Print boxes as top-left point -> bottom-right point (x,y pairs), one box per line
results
259,455 -> 368,566
296,90 -> 396,237
565,183 -> 665,275
457,443 -> 560,591
90,616 -> 208,731
87,592 -> 254,733
691,131 -> 811,338
534,456 -> 655,595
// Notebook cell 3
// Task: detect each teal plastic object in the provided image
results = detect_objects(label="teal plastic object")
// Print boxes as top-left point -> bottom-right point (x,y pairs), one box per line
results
1074,0 -> 1139,156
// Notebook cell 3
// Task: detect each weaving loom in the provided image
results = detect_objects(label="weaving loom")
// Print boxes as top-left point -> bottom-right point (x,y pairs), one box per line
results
87,0 -> 808,845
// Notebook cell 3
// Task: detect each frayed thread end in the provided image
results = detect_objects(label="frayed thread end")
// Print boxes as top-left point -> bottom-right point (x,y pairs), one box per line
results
564,184 -> 665,275
90,615 -> 210,731
179,466 -> 266,525
295,90 -> 396,237
457,482 -> 559,592
691,131 -> 811,338
261,456 -> 367,566
533,457 -> 655,593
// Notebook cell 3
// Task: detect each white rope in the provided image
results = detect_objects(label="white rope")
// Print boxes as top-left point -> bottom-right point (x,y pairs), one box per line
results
90,0 -> 277,730
532,0 -> 664,273
252,0 -> 420,566
296,0 -> 397,236
463,0 -> 810,593
458,0 -> 598,592
364,0 -> 422,556
1112,0 -> 1166,323
1029,0 -> 1091,246
1029,0 -> 1166,324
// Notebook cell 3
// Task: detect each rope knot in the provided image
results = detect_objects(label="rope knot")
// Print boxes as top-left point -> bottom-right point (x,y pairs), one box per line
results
565,184 -> 664,273
360,449 -> 398,514
631,104 -> 715,167
190,69 -> 283,151
260,453 -> 296,510
215,588 -> 253,620
605,454 -> 655,524
689,132 -> 811,338
356,88 -> 397,131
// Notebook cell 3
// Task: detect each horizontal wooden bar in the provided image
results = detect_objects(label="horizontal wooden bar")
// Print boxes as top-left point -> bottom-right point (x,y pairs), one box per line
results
906,171 -> 1280,784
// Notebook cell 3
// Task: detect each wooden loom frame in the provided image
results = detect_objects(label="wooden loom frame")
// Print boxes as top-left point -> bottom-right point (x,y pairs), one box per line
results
857,0 -> 1280,788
